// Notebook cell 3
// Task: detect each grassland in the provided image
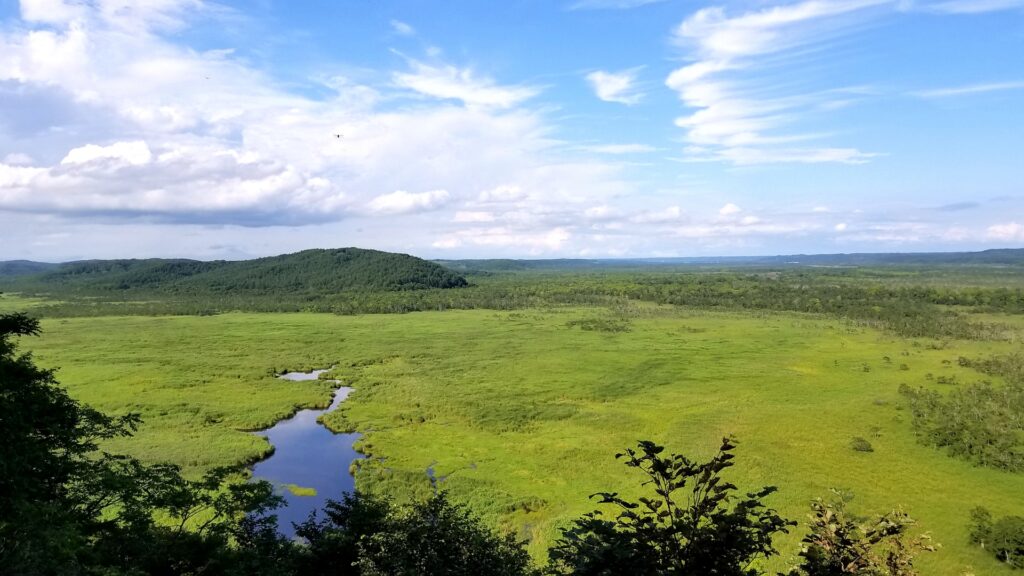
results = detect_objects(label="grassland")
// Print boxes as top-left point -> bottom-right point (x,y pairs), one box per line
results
11,301 -> 1022,574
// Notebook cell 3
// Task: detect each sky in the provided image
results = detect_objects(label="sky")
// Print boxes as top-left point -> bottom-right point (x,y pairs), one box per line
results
0,0 -> 1022,261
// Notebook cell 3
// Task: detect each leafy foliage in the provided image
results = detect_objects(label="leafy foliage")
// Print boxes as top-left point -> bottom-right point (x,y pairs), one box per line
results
786,491 -> 935,576
968,506 -> 1024,569
547,438 -> 794,575
0,312 -> 288,575
900,354 -> 1024,472
298,491 -> 537,575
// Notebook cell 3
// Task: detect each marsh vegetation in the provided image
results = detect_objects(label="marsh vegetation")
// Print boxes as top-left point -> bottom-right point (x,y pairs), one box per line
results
2,251 -> 1023,574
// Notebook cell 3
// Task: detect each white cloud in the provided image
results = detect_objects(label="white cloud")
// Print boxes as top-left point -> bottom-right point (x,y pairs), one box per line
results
986,222 -> 1024,242
19,0 -> 87,24
578,143 -> 658,154
568,0 -> 666,9
366,189 -> 451,215
0,2 -> 631,232
719,202 -> 742,216
432,227 -> 571,254
0,141 -> 346,222
666,0 -> 884,164
630,205 -> 682,223
3,153 -> 34,165
834,222 -> 848,231
393,60 -> 541,109
927,0 -> 1024,12
585,68 -> 644,105
478,185 -> 527,203
584,205 -> 615,219
914,81 -> 1024,98
61,141 -> 153,166
19,0 -> 206,31
714,147 -> 877,165
453,210 -> 495,223
673,220 -> 820,239
390,19 -> 415,36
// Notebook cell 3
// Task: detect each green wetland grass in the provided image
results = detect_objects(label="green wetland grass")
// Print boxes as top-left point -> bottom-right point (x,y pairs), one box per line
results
21,306 -> 1024,574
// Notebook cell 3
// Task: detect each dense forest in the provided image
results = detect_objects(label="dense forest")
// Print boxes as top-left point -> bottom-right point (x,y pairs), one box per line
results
5,261 -> 1022,342
0,248 -> 468,296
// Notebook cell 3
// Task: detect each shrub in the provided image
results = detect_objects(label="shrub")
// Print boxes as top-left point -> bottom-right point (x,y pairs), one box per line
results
969,506 -> 1024,568
547,437 -> 793,575
851,437 -> 875,452
787,491 -> 935,576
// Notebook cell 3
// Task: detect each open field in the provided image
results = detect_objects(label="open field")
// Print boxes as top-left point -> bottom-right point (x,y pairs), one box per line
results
15,304 -> 1024,574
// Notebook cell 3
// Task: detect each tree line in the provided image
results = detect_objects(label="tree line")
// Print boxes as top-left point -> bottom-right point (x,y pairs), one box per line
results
9,268 -> 1023,342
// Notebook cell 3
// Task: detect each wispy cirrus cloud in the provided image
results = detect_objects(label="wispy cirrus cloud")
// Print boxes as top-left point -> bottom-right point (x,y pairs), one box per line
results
914,80 -> 1024,98
586,68 -> 645,105
390,19 -> 415,36
926,0 -> 1024,12
665,0 -> 888,165
577,143 -> 658,154
568,0 -> 666,10
393,59 -> 541,109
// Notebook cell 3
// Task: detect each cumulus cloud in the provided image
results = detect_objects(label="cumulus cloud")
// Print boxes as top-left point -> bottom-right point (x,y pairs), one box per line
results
718,202 -> 742,216
0,0 -> 632,233
585,68 -> 645,105
630,205 -> 682,223
61,141 -> 153,166
432,227 -> 571,253
3,152 -> 34,165
478,185 -> 527,203
453,210 -> 495,223
665,0 -> 884,164
986,222 -> 1024,242
0,141 -> 347,223
366,189 -> 451,215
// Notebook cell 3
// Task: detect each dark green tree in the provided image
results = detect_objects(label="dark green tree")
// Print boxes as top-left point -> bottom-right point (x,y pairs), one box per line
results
0,312 -> 289,575
547,438 -> 794,576
969,507 -> 1024,569
298,491 -> 536,576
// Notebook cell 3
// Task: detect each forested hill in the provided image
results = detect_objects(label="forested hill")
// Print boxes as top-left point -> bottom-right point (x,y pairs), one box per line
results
0,248 -> 468,294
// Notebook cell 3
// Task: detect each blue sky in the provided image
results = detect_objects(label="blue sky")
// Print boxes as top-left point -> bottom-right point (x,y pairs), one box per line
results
0,0 -> 1021,260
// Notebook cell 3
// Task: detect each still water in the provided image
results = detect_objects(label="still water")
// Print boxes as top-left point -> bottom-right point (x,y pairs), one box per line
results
251,369 -> 361,536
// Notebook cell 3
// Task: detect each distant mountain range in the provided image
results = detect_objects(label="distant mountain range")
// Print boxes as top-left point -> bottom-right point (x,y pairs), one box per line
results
0,248 -> 468,293
436,248 -> 1024,271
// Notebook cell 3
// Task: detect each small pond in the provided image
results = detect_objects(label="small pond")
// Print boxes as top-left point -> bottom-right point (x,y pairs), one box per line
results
251,369 -> 362,536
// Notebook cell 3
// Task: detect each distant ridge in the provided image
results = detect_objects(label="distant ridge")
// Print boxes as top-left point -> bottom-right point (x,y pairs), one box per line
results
0,260 -> 60,277
437,248 -> 1024,271
0,248 -> 468,293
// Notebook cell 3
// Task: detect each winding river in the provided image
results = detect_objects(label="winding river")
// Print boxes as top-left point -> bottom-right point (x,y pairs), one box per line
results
251,369 -> 362,535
